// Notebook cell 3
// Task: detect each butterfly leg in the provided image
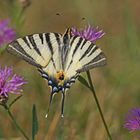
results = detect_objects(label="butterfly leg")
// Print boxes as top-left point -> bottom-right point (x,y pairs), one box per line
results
61,90 -> 65,118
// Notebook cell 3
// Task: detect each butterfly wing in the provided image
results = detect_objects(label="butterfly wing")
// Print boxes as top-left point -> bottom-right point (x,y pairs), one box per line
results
64,36 -> 106,79
7,30 -> 106,117
7,33 -> 62,76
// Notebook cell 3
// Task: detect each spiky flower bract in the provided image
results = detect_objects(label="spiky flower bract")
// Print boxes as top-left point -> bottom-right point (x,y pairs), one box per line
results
71,24 -> 105,42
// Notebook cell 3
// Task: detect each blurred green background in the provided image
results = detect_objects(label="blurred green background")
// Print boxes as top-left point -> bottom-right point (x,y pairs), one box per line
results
0,0 -> 140,139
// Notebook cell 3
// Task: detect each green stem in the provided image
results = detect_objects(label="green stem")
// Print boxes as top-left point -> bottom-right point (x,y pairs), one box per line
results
86,71 -> 112,140
4,105 -> 30,140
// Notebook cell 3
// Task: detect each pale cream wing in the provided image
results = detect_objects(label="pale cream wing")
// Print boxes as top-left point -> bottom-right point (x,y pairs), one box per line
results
7,33 -> 62,76
64,36 -> 106,78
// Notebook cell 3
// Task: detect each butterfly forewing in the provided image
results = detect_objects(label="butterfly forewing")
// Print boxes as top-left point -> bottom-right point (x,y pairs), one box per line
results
8,33 -> 62,76
41,33 -> 63,76
64,36 -> 106,78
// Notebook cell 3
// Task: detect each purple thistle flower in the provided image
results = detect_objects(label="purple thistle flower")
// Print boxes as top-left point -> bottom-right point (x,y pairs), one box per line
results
124,108 -> 140,132
0,19 -> 16,47
71,24 -> 105,42
0,66 -> 27,98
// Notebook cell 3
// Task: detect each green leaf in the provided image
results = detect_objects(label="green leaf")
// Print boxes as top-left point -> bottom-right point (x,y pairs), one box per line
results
78,75 -> 91,90
32,104 -> 39,140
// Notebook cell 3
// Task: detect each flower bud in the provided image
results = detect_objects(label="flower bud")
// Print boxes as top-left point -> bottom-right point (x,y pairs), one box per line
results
0,94 -> 8,106
19,0 -> 30,8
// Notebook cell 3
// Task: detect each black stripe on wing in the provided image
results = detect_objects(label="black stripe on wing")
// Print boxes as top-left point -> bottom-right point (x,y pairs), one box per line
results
77,52 -> 106,72
80,40 -> 87,49
67,35 -> 106,73
39,33 -> 44,44
27,35 -> 42,56
85,52 -> 106,66
54,33 -> 61,55
54,33 -> 61,46
22,37 -> 32,49
61,28 -> 71,69
79,43 -> 94,61
72,37 -> 83,57
70,36 -> 77,46
44,33 -> 61,70
7,40 -> 42,68
63,29 -> 71,45
66,37 -> 85,70
45,33 -> 53,55
87,45 -> 98,57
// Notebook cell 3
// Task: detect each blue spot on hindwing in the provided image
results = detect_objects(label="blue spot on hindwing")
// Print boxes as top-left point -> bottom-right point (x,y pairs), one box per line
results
52,86 -> 59,93
42,73 -> 48,79
48,80 -> 53,85
66,83 -> 70,88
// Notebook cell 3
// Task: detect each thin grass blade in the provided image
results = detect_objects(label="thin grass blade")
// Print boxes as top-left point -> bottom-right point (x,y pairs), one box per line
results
32,104 -> 39,140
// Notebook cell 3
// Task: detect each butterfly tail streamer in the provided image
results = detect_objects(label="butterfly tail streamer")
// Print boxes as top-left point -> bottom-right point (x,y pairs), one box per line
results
61,90 -> 66,118
45,92 -> 55,118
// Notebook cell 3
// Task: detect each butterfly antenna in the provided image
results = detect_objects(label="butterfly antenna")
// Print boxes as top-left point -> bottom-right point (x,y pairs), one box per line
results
45,93 -> 54,118
61,91 -> 65,118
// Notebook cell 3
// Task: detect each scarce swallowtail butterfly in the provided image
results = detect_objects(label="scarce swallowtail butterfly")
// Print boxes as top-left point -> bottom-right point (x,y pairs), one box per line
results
7,28 -> 106,117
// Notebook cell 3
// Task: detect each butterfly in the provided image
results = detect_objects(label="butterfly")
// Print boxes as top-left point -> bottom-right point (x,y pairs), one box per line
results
7,28 -> 106,117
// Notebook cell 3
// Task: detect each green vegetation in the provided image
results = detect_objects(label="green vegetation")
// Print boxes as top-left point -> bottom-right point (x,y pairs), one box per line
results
0,0 -> 140,139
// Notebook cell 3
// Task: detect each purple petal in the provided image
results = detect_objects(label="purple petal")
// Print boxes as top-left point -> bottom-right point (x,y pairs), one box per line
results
71,24 -> 105,42
0,66 -> 27,96
0,19 -> 9,30
0,19 -> 16,47
124,108 -> 140,132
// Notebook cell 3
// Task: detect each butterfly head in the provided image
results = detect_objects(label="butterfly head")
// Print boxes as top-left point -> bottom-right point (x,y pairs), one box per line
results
56,70 -> 65,85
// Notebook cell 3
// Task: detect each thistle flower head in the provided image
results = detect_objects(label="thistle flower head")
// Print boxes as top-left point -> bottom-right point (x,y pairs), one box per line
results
0,19 -> 16,47
71,24 -> 105,42
124,108 -> 140,132
0,66 -> 26,105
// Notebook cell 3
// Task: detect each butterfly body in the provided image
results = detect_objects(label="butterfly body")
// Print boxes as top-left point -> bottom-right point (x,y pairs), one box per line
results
7,28 -> 106,116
